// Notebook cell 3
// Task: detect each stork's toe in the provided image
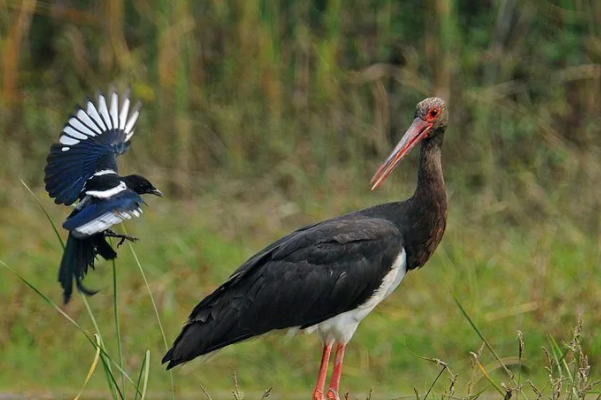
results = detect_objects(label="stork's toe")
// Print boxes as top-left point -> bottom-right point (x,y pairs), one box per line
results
326,388 -> 341,400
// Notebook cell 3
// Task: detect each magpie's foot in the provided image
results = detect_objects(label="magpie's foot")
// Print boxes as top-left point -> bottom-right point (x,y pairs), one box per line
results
104,230 -> 139,247
116,234 -> 139,247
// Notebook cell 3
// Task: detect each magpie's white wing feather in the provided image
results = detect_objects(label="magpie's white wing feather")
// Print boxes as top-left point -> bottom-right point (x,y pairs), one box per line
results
63,190 -> 145,237
74,208 -> 142,236
44,90 -> 142,205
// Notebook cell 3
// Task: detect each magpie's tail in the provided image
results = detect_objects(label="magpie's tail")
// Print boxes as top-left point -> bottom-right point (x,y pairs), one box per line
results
58,233 -> 117,304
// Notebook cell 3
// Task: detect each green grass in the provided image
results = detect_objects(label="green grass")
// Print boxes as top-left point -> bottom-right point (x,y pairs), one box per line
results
2,183 -> 164,400
1,178 -> 600,399
2,0 -> 601,398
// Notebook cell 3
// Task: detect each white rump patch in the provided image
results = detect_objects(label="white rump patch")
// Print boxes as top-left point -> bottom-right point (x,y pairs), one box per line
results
86,181 -> 127,198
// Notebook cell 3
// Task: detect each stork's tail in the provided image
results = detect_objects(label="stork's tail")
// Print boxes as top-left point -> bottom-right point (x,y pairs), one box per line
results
162,314 -> 252,370
162,323 -> 205,370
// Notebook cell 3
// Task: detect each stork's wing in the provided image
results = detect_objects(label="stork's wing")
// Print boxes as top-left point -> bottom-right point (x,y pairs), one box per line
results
63,190 -> 144,237
163,216 -> 404,368
44,91 -> 141,205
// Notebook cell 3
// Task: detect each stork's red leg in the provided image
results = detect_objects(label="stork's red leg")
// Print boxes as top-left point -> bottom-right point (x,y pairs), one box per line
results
312,343 -> 333,400
326,344 -> 346,400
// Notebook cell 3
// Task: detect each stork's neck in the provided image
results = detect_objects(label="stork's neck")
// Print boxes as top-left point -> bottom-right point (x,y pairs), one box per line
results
415,134 -> 445,196
403,134 -> 448,270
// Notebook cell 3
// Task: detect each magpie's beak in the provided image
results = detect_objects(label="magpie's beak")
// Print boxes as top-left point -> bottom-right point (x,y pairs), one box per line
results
151,189 -> 163,197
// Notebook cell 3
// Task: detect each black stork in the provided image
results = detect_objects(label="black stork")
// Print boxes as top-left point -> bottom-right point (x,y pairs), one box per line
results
163,97 -> 449,400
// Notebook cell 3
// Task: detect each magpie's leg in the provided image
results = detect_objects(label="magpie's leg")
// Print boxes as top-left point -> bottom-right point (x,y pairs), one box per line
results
104,229 -> 139,247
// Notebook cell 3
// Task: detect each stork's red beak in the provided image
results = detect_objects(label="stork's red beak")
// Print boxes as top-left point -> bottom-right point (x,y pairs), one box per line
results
370,117 -> 432,190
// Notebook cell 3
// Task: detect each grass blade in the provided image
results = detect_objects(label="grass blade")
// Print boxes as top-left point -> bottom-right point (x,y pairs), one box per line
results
122,226 -> 169,348
134,350 -> 151,400
124,227 -> 175,400
21,184 -> 138,398
548,334 -> 572,380
423,364 -> 447,400
476,359 -> 506,396
81,295 -> 119,400
112,257 -> 126,393
0,259 -> 81,327
21,180 -> 64,248
82,294 -> 139,399
0,259 -> 138,398
454,296 -> 513,379
74,334 -> 103,400
98,350 -> 126,400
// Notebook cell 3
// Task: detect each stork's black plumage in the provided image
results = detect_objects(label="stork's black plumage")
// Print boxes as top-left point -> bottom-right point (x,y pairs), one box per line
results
168,217 -> 403,357
163,97 -> 449,400
44,91 -> 162,304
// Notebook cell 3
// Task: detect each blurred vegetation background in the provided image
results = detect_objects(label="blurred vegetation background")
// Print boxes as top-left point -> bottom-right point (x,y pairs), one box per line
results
1,0 -> 601,398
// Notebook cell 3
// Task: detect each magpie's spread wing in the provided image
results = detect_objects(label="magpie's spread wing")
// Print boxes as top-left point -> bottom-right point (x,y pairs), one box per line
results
63,190 -> 145,238
44,91 -> 141,205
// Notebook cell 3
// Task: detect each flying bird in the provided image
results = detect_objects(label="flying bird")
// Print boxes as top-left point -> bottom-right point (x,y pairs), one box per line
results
163,98 -> 449,400
44,90 -> 163,304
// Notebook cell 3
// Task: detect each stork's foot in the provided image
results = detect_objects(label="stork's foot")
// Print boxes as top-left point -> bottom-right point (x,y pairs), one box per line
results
326,388 -> 340,400
104,230 -> 139,247
312,391 -> 326,400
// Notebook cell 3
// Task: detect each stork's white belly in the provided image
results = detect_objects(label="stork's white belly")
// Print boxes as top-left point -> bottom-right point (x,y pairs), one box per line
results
294,249 -> 407,345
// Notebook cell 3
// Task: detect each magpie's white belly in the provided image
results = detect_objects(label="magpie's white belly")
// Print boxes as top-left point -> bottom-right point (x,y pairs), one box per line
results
290,248 -> 407,345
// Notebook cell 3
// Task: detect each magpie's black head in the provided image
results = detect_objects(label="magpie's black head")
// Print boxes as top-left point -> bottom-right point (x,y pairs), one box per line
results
122,175 -> 163,197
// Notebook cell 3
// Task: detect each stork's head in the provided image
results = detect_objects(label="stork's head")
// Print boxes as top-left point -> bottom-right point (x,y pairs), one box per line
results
370,97 -> 448,190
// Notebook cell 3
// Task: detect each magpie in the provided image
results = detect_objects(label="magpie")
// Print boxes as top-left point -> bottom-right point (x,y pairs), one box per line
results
44,90 -> 163,304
